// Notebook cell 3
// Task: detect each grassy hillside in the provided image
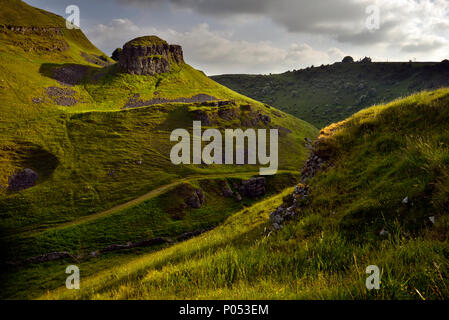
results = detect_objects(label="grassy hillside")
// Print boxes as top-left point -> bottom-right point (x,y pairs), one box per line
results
0,1 -> 317,298
1,172 -> 303,299
212,61 -> 449,128
45,89 -> 449,300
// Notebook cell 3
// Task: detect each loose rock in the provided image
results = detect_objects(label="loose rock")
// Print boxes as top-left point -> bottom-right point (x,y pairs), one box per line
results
7,168 -> 39,191
185,189 -> 206,208
239,177 -> 266,198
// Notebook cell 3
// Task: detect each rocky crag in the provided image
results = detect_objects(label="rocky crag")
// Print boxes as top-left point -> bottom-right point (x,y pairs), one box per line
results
124,93 -> 218,109
220,177 -> 266,202
0,25 -> 69,52
269,138 -> 329,230
118,36 -> 184,75
6,177 -> 268,266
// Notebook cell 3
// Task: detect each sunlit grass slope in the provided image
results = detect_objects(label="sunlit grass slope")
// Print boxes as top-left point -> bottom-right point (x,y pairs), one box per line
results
1,172 -> 301,299
0,0 -> 318,299
311,88 -> 449,238
0,0 -> 316,232
46,89 -> 449,300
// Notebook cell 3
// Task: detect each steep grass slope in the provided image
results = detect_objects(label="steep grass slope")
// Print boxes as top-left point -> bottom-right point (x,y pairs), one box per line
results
0,1 -> 317,298
1,172 -> 302,299
212,61 -> 449,128
46,89 -> 449,300
0,0 -> 316,231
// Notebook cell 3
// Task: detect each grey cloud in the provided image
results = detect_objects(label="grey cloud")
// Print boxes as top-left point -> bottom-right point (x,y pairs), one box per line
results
118,0 -> 371,34
88,19 -> 345,74
400,39 -> 446,53
117,0 -> 448,51
113,0 -> 449,59
264,0 -> 369,33
118,0 -> 268,15
336,20 -> 399,45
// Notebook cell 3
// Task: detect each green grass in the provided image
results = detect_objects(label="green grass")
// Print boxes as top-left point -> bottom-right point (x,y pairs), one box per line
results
0,102 -> 315,234
124,36 -> 168,47
0,0 -> 318,299
1,172 -> 302,299
212,61 -> 449,128
42,89 -> 449,300
0,0 -> 67,26
0,0 -> 316,235
5,0 -> 447,301
42,191 -> 449,300
311,88 -> 449,238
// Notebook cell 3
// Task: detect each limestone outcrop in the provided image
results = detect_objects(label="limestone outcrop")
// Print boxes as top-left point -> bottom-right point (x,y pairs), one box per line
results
119,36 -> 184,75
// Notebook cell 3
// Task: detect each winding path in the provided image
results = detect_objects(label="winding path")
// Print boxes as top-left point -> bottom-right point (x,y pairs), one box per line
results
26,170 -> 299,236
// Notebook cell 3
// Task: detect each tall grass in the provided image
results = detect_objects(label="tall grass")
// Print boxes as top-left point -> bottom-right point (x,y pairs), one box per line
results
43,89 -> 449,300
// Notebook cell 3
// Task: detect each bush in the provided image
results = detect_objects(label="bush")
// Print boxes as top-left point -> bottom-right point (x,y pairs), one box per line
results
342,56 -> 354,63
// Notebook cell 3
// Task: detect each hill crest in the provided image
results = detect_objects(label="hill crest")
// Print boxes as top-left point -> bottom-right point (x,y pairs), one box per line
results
212,60 -> 449,128
119,36 -> 184,75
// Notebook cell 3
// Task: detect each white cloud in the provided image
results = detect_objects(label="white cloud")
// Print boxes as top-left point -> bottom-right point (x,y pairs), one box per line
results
116,0 -> 449,56
400,36 -> 446,53
86,18 -> 149,50
87,20 -> 345,74
87,0 -> 449,74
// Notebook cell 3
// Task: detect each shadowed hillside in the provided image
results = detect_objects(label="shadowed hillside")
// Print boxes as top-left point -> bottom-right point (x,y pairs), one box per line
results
212,60 -> 449,128
44,88 -> 449,300
0,0 -> 317,299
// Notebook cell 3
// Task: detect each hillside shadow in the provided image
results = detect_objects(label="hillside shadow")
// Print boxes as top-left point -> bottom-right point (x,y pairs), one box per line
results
7,141 -> 59,185
39,63 -> 118,86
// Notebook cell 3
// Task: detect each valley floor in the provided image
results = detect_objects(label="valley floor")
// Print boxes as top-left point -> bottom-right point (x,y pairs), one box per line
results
40,89 -> 449,300
42,187 -> 449,300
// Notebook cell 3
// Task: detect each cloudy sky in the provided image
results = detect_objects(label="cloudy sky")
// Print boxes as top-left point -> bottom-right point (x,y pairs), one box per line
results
25,0 -> 449,75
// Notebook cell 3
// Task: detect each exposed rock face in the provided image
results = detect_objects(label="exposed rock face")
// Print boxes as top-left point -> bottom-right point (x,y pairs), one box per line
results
301,137 -> 331,181
202,100 -> 236,107
241,111 -> 272,127
0,25 -> 69,52
218,107 -> 239,121
124,93 -> 217,109
234,192 -> 242,201
260,114 -> 271,125
238,177 -> 266,198
8,168 -> 39,191
192,109 -> 218,126
111,48 -> 122,61
186,101 -> 273,128
269,137 -> 331,230
0,25 -> 60,35
45,87 -> 78,106
220,181 -> 234,197
270,184 -> 309,230
301,151 -> 326,181
218,178 -> 267,201
185,189 -> 206,209
119,36 -> 184,75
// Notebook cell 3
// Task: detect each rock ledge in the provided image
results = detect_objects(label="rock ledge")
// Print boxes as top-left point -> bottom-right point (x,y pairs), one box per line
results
119,36 -> 184,75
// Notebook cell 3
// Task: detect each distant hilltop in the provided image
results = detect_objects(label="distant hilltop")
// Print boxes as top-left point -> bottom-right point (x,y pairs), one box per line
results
212,58 -> 449,128
114,36 -> 184,75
